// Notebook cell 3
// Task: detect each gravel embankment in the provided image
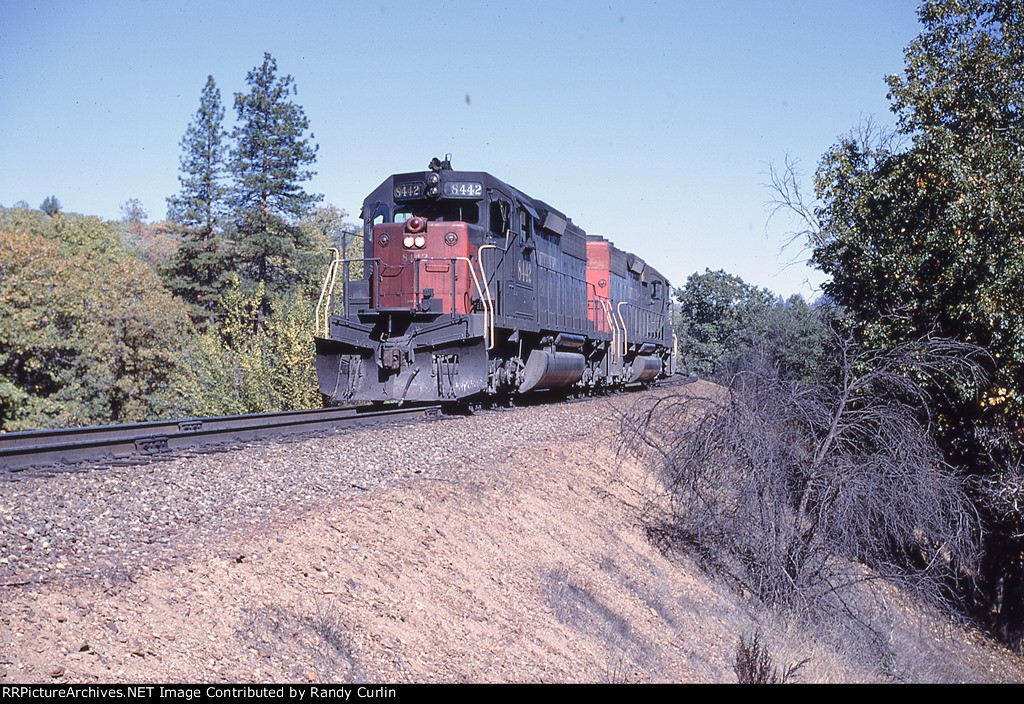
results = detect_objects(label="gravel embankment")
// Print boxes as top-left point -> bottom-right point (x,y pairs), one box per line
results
4,383 -> 1023,684
0,399 -> 611,589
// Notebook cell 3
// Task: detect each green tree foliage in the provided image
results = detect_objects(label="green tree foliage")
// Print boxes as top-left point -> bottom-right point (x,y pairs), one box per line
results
675,269 -> 827,382
0,56 -> 331,431
1,54 -> 333,430
0,229 -> 78,427
0,208 -> 194,430
757,295 -> 831,386
814,0 -> 1024,419
675,269 -> 775,376
2,206 -> 122,256
298,204 -> 361,299
165,75 -> 234,324
229,53 -> 322,300
118,197 -> 150,254
172,277 -> 321,416
802,0 -> 1024,647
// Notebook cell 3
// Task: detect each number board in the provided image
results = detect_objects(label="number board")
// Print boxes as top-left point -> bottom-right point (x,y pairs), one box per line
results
442,181 -> 483,198
393,182 -> 423,200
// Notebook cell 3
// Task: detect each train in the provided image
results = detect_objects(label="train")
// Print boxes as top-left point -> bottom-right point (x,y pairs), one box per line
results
313,157 -> 676,405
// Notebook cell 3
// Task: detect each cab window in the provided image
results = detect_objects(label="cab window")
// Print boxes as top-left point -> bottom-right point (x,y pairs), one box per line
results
394,201 -> 479,224
366,202 -> 388,225
520,207 -> 532,238
490,199 -> 511,235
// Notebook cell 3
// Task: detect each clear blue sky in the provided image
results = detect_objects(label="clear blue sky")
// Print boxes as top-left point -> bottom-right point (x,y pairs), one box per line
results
0,0 -> 923,297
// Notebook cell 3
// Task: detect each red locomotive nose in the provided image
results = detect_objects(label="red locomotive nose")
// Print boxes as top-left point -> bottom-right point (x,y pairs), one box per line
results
406,217 -> 426,233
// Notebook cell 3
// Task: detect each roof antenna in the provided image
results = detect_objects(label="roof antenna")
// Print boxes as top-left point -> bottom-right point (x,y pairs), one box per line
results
442,153 -> 452,170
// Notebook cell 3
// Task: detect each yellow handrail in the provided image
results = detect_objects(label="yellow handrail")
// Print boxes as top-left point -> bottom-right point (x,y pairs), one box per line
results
315,248 -> 341,337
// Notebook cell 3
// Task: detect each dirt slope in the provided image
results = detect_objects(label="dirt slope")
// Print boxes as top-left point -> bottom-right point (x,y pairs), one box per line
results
1,381 -> 1021,683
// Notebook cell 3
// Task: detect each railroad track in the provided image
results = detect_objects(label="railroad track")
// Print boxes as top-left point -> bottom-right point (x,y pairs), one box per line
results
0,375 -> 693,475
0,404 -> 441,473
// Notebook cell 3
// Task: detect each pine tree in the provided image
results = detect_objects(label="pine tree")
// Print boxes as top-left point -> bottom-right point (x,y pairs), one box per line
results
165,75 -> 233,324
229,53 -> 321,300
40,196 -> 61,216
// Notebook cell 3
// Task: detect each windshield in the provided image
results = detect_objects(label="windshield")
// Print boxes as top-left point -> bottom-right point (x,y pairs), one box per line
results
394,200 -> 480,224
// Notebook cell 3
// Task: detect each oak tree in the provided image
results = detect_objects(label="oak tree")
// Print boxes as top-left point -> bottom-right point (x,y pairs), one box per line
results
790,0 -> 1024,647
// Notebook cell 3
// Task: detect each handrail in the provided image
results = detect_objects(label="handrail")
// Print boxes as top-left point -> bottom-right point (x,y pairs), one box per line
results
672,331 -> 679,373
317,247 -> 669,363
454,256 -> 490,349
476,245 -> 497,350
319,254 -> 489,347
585,281 -> 603,334
585,282 -> 619,364
600,297 -> 619,367
616,301 -> 629,356
315,248 -> 341,337
609,300 -> 669,350
318,256 -> 383,323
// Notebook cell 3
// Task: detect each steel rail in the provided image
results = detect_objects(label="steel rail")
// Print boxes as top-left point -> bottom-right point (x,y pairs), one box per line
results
0,404 -> 441,473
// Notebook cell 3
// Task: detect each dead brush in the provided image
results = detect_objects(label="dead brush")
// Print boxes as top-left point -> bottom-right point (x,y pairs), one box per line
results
620,335 -> 986,667
734,630 -> 809,684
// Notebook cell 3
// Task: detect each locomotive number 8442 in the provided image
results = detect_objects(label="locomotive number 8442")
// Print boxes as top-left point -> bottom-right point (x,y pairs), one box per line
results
314,157 -> 676,405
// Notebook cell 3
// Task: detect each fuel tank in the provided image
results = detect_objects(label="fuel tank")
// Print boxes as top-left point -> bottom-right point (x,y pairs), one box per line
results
626,355 -> 662,384
519,350 -> 586,393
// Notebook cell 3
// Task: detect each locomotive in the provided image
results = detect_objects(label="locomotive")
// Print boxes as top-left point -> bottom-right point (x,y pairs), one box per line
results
314,158 -> 675,405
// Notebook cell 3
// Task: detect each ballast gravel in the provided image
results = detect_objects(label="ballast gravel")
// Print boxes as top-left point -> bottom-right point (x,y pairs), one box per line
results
0,400 -> 601,589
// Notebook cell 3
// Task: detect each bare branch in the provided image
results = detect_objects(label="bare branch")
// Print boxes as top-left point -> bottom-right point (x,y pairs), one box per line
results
619,333 -> 985,640
765,154 -> 822,264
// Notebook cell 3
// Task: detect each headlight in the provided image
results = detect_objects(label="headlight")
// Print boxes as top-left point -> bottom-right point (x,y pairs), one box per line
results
414,235 -> 426,248
403,235 -> 415,248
